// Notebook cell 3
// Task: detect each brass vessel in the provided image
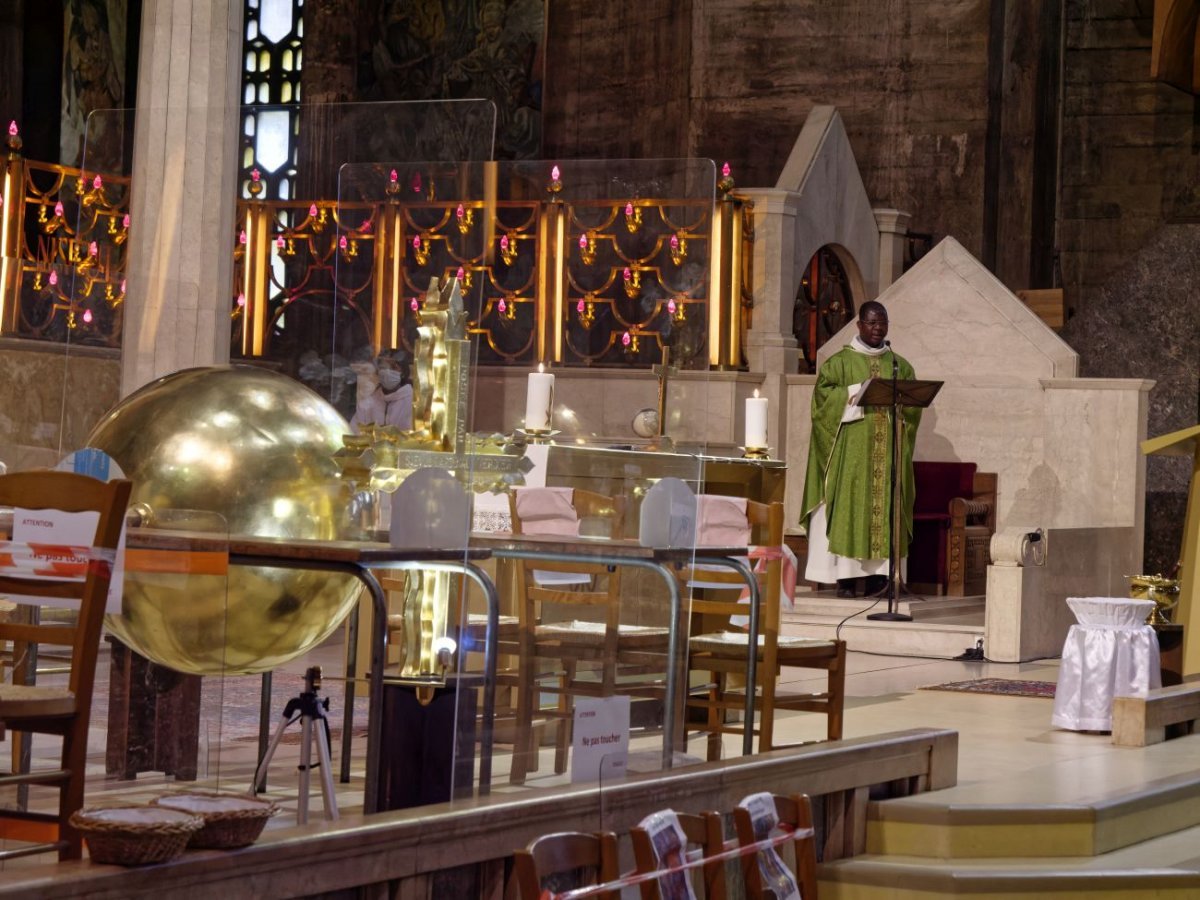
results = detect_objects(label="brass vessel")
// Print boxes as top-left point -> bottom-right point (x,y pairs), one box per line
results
1128,574 -> 1180,626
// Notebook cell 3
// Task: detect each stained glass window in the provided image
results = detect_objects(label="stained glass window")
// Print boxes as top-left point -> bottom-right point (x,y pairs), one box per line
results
240,0 -> 303,200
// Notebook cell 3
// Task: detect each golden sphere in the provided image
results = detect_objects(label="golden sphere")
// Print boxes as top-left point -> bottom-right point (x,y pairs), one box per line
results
88,365 -> 360,675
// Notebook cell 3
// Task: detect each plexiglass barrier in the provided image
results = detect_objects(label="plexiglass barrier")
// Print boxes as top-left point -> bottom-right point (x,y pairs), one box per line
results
0,90 -> 775,830
337,158 -> 736,812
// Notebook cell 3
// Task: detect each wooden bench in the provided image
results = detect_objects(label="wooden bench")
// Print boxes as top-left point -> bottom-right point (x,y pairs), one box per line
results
1112,683 -> 1200,747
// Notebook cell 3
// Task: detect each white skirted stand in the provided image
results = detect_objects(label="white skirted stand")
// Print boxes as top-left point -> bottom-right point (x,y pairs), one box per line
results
1051,597 -> 1161,732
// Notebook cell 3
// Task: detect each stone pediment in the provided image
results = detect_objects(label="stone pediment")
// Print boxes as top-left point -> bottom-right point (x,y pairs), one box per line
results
818,236 -> 1078,380
775,105 -> 880,302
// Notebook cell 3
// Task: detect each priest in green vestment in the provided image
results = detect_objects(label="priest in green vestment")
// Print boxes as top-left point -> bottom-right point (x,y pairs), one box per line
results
800,301 -> 922,597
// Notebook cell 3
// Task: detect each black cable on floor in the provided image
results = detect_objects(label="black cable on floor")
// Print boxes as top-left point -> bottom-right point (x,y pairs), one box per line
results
835,597 -> 883,640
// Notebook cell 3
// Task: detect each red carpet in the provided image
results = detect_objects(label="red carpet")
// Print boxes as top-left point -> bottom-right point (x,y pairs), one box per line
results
920,678 -> 1057,699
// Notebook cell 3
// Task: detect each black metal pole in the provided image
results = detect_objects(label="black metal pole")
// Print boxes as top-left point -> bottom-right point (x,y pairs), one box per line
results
869,353 -> 913,622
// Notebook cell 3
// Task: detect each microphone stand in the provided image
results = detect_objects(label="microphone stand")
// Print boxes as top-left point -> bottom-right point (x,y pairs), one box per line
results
868,341 -> 912,621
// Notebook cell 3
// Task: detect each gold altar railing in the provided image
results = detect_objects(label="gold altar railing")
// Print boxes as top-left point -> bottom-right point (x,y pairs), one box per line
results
1,132 -> 752,370
0,125 -> 130,347
234,169 -> 752,370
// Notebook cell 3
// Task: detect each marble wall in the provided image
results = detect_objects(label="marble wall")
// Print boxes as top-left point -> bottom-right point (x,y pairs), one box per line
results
0,340 -> 121,471
1061,223 -> 1200,576
471,368 -> 763,448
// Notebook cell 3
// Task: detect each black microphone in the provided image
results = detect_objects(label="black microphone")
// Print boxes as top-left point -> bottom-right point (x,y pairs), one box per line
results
885,340 -> 898,377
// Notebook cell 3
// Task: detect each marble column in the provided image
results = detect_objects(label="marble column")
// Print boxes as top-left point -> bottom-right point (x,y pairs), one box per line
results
738,188 -> 802,462
739,188 -> 802,376
121,0 -> 242,397
874,208 -> 911,292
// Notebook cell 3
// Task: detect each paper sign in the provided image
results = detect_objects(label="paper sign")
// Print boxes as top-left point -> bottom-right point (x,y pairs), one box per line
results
636,810 -> 698,900
54,449 -> 128,612
738,792 -> 801,900
12,507 -> 126,614
571,695 -> 630,783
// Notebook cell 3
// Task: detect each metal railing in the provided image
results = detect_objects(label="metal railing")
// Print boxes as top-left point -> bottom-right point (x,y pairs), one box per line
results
0,126 -> 129,348
1,134 -> 752,370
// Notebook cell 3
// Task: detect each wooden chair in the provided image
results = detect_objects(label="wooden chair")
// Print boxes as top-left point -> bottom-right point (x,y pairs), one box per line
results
733,793 -> 818,900
631,809 -> 727,900
0,471 -> 132,860
908,461 -> 997,596
510,830 -> 620,900
684,499 -> 846,760
509,487 -> 669,784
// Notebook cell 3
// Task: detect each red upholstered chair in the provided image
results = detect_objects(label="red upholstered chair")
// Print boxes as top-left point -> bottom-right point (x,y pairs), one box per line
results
908,462 -> 997,596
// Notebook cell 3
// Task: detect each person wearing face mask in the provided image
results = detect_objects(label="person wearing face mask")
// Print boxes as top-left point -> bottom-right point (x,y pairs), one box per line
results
800,301 -> 921,598
350,353 -> 414,432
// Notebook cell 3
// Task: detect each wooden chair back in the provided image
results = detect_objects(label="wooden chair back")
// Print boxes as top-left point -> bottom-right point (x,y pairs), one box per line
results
510,830 -> 620,900
733,794 -> 818,900
630,810 -> 727,899
509,488 -> 625,653
0,470 -> 132,860
688,499 -> 784,636
0,472 -> 131,709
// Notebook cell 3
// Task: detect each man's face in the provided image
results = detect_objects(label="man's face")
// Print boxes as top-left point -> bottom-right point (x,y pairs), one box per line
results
857,310 -> 888,348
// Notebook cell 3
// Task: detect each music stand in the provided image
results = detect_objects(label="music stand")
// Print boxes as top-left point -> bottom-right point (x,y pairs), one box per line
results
854,375 -> 942,621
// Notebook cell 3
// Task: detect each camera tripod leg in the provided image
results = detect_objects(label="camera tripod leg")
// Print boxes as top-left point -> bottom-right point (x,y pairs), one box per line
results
253,713 -> 295,796
314,712 -> 339,821
298,714 -> 313,825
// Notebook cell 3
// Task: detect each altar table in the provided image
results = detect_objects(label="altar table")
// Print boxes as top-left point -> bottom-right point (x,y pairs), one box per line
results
129,531 -> 762,797
1051,597 -> 1160,732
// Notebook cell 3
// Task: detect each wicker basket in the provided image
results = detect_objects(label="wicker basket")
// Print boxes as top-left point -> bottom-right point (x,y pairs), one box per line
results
151,791 -> 278,849
70,805 -> 204,866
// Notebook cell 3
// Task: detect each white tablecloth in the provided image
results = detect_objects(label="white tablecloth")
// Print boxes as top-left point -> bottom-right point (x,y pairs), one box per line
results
1051,597 -> 1160,732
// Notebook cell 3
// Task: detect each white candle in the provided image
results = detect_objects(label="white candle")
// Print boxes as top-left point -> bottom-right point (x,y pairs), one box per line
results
525,364 -> 555,432
745,389 -> 768,448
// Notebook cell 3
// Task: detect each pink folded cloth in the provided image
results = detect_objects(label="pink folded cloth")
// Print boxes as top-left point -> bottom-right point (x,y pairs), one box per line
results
695,495 -> 751,547
739,544 -> 798,610
514,486 -> 581,536
730,544 -> 798,627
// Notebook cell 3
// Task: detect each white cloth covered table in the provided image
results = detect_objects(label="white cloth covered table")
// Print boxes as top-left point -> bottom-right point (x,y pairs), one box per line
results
1051,597 -> 1160,732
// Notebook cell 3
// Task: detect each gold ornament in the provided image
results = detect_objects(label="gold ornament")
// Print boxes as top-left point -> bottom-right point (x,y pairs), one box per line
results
87,365 -> 361,675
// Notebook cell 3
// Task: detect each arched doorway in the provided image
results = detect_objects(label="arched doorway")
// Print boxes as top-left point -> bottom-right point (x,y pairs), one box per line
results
794,245 -> 856,372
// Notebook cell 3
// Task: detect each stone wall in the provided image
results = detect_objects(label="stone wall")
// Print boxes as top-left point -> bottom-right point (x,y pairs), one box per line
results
1058,1 -> 1199,322
543,0 -> 993,259
0,340 -> 121,471
1058,0 -> 1200,573
542,0 -> 694,161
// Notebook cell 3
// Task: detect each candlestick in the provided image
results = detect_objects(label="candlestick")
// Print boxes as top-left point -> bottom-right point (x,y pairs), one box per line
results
745,389 -> 768,449
525,364 -> 554,432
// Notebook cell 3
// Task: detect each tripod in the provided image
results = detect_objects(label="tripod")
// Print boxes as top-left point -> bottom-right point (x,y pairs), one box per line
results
253,666 -> 339,824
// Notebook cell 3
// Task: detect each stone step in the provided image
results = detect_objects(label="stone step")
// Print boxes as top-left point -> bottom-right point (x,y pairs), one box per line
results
819,772 -> 1200,897
781,613 -> 985,658
791,590 -> 985,623
819,848 -> 1200,899
865,768 -> 1200,859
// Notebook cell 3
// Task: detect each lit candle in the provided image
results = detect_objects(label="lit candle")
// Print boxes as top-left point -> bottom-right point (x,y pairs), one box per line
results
525,363 -> 554,432
745,388 -> 768,449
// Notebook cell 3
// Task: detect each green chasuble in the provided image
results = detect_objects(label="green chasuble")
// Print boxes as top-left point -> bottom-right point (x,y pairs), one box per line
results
800,344 -> 921,560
